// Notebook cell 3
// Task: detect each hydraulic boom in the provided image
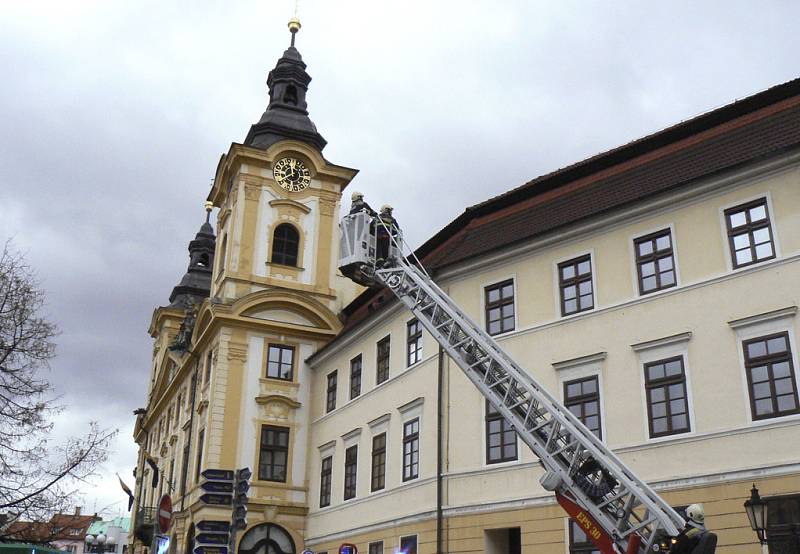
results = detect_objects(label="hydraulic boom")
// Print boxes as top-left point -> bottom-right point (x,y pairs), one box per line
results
338,209 -> 714,554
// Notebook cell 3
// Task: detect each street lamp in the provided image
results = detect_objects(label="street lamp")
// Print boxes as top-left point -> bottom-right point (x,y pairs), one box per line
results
744,483 -> 769,545
85,533 -> 107,554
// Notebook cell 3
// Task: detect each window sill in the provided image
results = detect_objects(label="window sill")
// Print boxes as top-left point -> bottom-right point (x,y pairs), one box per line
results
266,261 -> 305,272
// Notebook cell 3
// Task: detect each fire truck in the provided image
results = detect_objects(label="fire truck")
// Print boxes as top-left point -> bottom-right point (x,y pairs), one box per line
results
338,208 -> 717,554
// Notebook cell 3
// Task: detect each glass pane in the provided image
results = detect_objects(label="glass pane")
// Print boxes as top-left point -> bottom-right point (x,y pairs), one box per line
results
564,299 -> 577,314
572,522 -> 588,543
777,395 -> 797,412
748,341 -> 768,359
772,361 -> 791,379
733,233 -> 751,250
502,304 -> 514,317
651,387 -> 665,402
753,382 -> 772,399
648,364 -> 665,381
585,415 -> 599,430
736,249 -> 753,265
585,401 -> 598,416
753,227 -> 770,244
641,261 -> 656,277
665,360 -> 683,376
655,234 -> 671,251
580,294 -> 593,308
487,288 -> 500,303
774,378 -> 795,395
749,205 -> 766,221
563,285 -> 576,300
569,405 -> 581,417
642,276 -> 657,291
672,414 -> 688,430
652,418 -> 667,434
489,321 -> 500,335
767,336 -> 787,354
577,260 -> 591,275
502,284 -> 514,298
755,242 -> 773,259
751,365 -> 769,382
755,398 -> 774,415
638,241 -> 653,256
670,398 -> 686,414
729,211 -> 747,228
658,257 -> 673,271
503,316 -> 514,330
651,402 -> 667,418
583,379 -> 597,394
489,446 -> 500,460
503,444 -> 516,458
661,271 -> 675,286
567,383 -> 582,398
579,280 -> 592,295
562,265 -> 575,280
669,383 -> 685,398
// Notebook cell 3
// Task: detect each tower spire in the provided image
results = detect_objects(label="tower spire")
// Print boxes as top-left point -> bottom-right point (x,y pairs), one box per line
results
243,14 -> 326,151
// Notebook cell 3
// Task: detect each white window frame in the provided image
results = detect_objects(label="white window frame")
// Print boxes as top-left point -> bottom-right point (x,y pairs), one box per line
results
717,191 -> 781,272
552,249 -> 598,318
479,274 -> 518,337
628,223 -> 681,297
728,306 -> 800,426
632,332 -> 696,443
554,352 -> 607,442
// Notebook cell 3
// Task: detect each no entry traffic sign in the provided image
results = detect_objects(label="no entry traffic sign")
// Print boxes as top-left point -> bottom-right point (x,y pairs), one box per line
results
158,494 -> 173,534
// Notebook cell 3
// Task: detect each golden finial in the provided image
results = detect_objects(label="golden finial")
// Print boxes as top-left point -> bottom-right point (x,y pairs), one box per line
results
288,17 -> 301,47
204,201 -> 213,223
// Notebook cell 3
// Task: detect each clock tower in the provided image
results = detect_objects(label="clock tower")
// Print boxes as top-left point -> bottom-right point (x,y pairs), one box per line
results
182,18 -> 359,553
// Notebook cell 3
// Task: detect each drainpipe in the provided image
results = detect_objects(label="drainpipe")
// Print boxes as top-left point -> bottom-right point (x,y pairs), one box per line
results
437,345 -> 444,553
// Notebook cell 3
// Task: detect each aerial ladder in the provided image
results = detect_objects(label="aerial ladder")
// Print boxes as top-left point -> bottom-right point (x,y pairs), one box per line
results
339,207 -> 717,554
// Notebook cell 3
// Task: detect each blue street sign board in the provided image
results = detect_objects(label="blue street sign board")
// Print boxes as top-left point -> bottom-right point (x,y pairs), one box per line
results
196,534 -> 228,545
194,547 -> 228,554
197,521 -> 231,533
201,469 -> 234,481
200,481 -> 234,493
199,493 -> 232,506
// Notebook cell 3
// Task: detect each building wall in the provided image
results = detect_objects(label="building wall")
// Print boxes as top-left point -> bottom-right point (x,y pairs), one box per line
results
305,156 -> 800,551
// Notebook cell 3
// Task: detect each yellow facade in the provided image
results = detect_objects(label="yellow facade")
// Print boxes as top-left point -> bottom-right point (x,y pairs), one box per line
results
132,30 -> 800,554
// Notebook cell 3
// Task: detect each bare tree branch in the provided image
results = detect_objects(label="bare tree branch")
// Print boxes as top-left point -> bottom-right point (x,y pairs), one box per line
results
0,241 -> 117,539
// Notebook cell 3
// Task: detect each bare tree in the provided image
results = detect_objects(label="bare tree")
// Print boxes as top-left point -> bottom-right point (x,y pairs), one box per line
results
0,242 -> 116,538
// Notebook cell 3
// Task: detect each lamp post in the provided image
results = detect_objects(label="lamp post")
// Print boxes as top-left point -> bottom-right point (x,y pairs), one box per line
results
744,483 -> 769,553
85,533 -> 107,554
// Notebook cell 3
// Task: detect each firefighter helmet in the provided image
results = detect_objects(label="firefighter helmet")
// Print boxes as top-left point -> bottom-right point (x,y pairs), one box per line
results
686,503 -> 704,524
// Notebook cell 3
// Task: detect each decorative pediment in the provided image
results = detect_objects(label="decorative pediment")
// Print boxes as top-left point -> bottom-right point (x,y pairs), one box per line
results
255,394 -> 301,422
244,307 -> 317,327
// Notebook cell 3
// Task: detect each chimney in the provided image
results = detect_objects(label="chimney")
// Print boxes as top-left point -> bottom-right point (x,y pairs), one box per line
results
74,507 -> 81,516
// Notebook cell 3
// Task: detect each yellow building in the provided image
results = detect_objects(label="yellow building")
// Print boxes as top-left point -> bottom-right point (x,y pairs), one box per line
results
132,21 -> 800,554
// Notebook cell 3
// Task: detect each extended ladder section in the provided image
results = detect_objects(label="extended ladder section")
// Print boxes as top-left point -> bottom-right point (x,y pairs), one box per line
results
372,258 -> 684,553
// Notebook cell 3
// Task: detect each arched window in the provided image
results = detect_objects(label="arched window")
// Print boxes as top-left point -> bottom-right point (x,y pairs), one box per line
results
272,224 -> 299,267
238,523 -> 295,554
184,524 -> 194,554
282,85 -> 298,106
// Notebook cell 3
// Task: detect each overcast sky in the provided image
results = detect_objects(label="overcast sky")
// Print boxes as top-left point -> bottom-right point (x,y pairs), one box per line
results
1,0 -> 799,519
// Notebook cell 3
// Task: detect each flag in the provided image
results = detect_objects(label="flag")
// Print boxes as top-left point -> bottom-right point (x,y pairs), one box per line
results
117,473 -> 134,511
145,456 -> 160,489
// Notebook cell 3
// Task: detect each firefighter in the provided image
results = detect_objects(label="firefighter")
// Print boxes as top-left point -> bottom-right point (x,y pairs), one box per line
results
349,191 -> 376,216
670,504 -> 713,553
376,204 -> 399,267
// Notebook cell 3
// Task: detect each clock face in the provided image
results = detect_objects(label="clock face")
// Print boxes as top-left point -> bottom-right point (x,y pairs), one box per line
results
273,157 -> 311,192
